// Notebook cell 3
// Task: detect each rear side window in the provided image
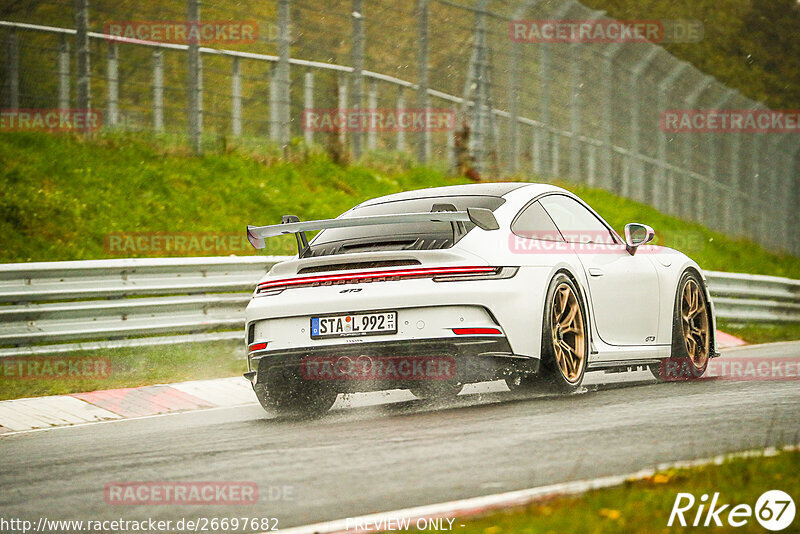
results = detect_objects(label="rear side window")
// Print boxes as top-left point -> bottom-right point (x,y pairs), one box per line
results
538,195 -> 617,244
511,201 -> 563,241
308,195 -> 505,256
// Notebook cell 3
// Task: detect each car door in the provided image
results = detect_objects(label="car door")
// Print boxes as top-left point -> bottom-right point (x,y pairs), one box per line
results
538,194 -> 660,347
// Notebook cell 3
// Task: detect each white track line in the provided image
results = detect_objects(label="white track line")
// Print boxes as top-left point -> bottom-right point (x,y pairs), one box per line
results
273,444 -> 799,534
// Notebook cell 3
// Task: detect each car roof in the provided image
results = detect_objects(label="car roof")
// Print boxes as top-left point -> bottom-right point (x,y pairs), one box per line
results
356,182 -> 561,207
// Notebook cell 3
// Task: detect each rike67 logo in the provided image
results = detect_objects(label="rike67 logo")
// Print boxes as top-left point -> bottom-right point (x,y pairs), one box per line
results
669,490 -> 796,530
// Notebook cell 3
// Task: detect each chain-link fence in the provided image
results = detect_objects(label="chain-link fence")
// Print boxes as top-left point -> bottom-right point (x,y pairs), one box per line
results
2,0 -> 798,256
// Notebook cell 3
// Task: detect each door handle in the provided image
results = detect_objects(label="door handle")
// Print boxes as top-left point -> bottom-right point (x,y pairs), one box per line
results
588,268 -> 604,277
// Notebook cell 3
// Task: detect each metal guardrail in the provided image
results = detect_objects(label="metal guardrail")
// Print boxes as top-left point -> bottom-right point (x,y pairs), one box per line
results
0,259 -> 798,357
705,270 -> 800,324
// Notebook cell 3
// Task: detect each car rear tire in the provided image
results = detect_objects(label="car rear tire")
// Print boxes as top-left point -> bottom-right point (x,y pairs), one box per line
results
517,273 -> 588,393
254,370 -> 338,418
650,270 -> 711,382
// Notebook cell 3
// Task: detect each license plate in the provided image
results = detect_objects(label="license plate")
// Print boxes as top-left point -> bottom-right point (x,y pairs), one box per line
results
311,311 -> 397,339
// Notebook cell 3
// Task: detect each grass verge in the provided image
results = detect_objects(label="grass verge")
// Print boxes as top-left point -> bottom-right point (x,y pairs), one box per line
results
0,340 -> 245,401
423,449 -> 799,533
717,320 -> 800,346
1,131 -> 799,279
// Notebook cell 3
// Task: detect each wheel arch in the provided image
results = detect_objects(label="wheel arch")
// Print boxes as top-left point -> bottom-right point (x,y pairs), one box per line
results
549,266 -> 596,353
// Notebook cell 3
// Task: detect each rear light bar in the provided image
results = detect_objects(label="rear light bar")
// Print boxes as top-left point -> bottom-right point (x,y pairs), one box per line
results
452,328 -> 502,335
249,342 -> 268,352
256,266 -> 516,295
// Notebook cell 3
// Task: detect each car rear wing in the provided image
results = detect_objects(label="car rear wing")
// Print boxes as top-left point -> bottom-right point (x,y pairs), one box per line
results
246,207 -> 499,255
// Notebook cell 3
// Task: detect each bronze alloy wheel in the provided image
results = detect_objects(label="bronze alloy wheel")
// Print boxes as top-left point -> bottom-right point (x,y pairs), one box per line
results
551,283 -> 586,383
680,278 -> 710,369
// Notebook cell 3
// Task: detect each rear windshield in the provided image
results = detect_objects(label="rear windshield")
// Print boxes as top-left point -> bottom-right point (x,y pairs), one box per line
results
306,195 -> 505,257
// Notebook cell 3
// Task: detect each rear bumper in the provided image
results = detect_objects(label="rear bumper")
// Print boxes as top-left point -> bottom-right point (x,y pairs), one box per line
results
246,336 -> 539,392
245,266 -> 554,363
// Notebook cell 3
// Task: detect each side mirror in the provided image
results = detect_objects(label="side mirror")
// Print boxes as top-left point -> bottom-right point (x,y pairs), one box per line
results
624,223 -> 655,255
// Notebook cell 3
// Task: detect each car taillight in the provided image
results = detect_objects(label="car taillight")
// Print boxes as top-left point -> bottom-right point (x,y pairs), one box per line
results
255,266 -> 517,295
249,342 -> 268,352
452,328 -> 502,335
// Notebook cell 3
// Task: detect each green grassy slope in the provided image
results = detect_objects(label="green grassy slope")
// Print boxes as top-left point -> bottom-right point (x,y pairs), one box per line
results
1,131 -> 798,279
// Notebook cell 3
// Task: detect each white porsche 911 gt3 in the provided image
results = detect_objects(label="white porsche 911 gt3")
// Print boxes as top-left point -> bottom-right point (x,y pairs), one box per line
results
243,182 -> 719,416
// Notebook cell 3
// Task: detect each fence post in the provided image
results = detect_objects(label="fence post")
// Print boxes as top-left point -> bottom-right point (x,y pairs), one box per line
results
509,40 -> 520,175
706,89 -> 734,232
303,69 -> 313,146
568,42 -> 581,182
447,106 -> 456,169
747,121 -> 761,240
532,125 -> 541,175
657,63 -> 688,214
396,87 -> 406,151
537,44 -> 550,176
679,75 -> 710,221
367,79 -> 377,151
269,64 -> 278,141
551,132 -> 559,177
627,47 -> 659,201
764,137 -> 781,248
416,0 -> 430,163
600,43 -> 623,192
231,57 -> 242,136
152,50 -> 163,131
587,143 -> 597,186
792,144 -> 800,255
106,41 -> 119,128
337,72 -> 348,149
351,0 -> 365,158
276,0 -> 291,147
58,35 -> 70,111
75,0 -> 91,113
187,0 -> 202,153
5,30 -> 19,109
